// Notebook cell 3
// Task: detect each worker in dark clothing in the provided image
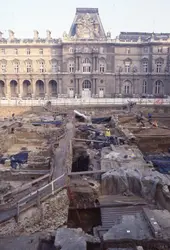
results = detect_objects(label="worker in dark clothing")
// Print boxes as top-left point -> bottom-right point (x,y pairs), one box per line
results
148,113 -> 152,124
136,112 -> 145,127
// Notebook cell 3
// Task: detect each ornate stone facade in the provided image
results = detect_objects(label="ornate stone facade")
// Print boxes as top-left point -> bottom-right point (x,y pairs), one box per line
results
0,7 -> 170,99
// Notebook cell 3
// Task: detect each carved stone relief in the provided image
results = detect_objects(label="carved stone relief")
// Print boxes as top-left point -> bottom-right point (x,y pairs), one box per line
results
76,14 -> 100,39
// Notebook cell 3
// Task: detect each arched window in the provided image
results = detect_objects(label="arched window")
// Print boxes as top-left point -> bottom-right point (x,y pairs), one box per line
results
155,80 -> 163,95
142,80 -> 147,94
82,80 -> 91,89
82,58 -> 91,73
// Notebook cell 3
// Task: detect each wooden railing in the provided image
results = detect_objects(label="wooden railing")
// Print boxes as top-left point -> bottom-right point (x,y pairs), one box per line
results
0,173 -> 67,223
18,173 -> 66,213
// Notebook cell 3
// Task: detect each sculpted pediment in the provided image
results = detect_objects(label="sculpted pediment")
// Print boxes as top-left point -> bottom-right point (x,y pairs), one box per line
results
12,59 -> 20,64
75,14 -> 100,39
155,57 -> 164,63
124,58 -> 132,64
0,59 -> 7,64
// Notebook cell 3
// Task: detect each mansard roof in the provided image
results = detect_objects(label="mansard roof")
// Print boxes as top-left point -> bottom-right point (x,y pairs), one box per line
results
119,32 -> 170,42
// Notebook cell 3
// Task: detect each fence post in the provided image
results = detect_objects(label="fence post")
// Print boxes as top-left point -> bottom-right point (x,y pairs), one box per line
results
51,181 -> 54,195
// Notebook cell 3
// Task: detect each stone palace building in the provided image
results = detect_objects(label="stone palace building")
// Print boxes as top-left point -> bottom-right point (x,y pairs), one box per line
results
0,7 -> 170,100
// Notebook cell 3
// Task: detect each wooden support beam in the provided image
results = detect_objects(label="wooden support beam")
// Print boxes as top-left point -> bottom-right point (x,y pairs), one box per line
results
72,138 -> 108,143
68,170 -> 105,176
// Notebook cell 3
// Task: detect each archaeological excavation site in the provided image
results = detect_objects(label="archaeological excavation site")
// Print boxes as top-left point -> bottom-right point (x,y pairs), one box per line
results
0,103 -> 170,250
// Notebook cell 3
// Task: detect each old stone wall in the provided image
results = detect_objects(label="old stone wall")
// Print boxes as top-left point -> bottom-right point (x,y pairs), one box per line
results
0,107 -> 30,117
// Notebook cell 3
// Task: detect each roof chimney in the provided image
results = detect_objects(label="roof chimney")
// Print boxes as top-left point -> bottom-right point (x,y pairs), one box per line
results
46,30 -> 51,40
8,30 -> 14,40
34,30 -> 39,40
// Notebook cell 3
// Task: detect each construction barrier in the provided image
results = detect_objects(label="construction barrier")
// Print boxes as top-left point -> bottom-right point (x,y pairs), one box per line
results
0,98 -> 170,106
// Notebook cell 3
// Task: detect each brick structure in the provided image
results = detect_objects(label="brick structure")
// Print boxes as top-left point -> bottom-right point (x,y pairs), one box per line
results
0,8 -> 170,99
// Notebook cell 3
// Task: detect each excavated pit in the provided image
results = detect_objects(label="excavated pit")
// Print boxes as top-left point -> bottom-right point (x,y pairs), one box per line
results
72,147 -> 90,172
67,208 -> 101,233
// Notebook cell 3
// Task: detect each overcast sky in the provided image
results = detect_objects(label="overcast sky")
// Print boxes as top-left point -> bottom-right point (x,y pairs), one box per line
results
0,0 -> 169,38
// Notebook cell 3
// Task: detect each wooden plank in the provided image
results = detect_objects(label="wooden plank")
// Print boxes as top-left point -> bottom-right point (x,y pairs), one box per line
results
72,138 -> 108,143
2,173 -> 50,200
68,170 -> 105,176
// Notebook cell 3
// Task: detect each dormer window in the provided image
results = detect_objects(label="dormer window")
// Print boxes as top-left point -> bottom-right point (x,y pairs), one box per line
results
126,48 -> 130,54
158,47 -> 162,53
39,48 -> 43,55
143,47 -> 149,53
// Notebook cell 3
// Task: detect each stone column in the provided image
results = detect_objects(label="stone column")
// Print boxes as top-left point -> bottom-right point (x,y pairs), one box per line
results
95,56 -> 98,71
92,56 -> 95,72
44,78 -> 49,98
6,79 -> 10,99
32,79 -> 36,98
77,79 -> 80,96
74,79 -> 76,96
58,79 -> 62,96
77,57 -> 80,72
18,79 -> 23,98
92,78 -> 94,96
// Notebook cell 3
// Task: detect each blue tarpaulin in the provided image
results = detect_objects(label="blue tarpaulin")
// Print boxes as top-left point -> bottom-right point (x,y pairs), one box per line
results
32,120 -> 62,126
0,151 -> 29,169
91,117 -> 112,124
144,155 -> 170,174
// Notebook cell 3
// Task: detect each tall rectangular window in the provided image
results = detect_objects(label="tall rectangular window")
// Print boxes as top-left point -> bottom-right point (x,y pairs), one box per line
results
125,62 -> 130,73
1,48 -> 5,54
143,61 -> 148,73
156,61 -> 162,73
52,62 -> 57,73
143,47 -> 149,53
26,62 -> 32,73
158,47 -> 162,53
99,64 -> 105,73
126,48 -> 130,54
142,80 -> 147,94
39,48 -> 43,55
15,49 -> 18,55
27,48 -> 31,55
40,62 -> 44,73
69,62 -> 74,73
14,63 -> 19,73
